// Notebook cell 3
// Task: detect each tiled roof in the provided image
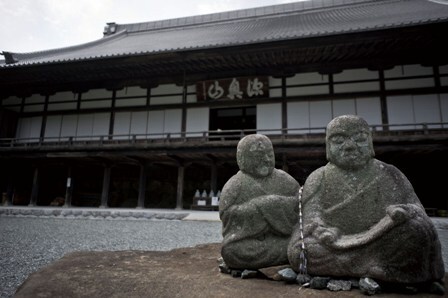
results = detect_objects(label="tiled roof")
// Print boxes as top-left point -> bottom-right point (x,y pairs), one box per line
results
1,0 -> 448,68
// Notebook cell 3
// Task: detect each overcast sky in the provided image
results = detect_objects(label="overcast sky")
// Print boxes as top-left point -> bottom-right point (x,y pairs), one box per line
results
0,0 -> 302,53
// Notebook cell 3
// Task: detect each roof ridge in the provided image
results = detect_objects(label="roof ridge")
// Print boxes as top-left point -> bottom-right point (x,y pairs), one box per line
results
108,0 -> 379,35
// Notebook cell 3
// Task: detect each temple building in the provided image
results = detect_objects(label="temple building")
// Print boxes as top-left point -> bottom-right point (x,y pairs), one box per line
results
1,0 -> 448,214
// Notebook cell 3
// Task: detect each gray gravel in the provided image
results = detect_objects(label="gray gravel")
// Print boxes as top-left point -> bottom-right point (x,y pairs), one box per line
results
0,217 -> 223,298
1,217 -> 447,298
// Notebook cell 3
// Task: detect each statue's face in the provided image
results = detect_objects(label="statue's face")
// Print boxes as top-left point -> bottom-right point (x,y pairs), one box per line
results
326,116 -> 373,170
247,142 -> 275,177
238,136 -> 275,178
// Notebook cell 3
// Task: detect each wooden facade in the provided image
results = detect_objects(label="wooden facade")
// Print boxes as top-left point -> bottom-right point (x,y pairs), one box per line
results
1,0 -> 448,213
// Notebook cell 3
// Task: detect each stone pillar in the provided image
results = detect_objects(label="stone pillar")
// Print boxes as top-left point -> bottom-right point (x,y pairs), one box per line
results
29,167 -> 39,206
137,164 -> 147,209
63,167 -> 72,208
100,166 -> 111,208
175,165 -> 185,210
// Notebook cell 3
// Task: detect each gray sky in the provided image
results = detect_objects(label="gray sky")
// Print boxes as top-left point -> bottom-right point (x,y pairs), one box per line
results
0,0 -> 301,53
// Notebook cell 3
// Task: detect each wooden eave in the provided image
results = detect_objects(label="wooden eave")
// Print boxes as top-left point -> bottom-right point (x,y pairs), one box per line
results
1,22 -> 448,98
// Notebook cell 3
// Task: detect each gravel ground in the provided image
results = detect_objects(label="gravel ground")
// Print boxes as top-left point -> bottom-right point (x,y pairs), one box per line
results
1,217 -> 447,298
0,217 -> 223,298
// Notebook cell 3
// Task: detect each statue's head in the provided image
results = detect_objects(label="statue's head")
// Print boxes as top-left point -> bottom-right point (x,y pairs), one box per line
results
237,134 -> 275,178
326,115 -> 375,170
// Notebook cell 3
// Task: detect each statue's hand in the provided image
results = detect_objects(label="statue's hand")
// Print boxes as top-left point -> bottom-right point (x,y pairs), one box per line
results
387,204 -> 421,225
304,221 -> 319,234
314,226 -> 340,246
386,205 -> 409,224
304,218 -> 325,237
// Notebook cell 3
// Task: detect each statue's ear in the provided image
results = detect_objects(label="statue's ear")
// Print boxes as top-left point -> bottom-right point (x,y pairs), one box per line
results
369,137 -> 375,158
237,153 -> 245,171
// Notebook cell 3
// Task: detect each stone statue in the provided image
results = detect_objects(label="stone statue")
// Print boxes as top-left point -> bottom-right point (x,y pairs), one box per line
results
220,134 -> 300,270
288,115 -> 445,287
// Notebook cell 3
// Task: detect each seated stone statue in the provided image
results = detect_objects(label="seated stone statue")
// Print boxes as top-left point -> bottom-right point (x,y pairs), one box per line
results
220,134 -> 300,270
288,115 -> 445,285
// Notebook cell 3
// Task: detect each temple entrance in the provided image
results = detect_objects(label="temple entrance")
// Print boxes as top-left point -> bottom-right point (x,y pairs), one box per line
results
209,106 -> 256,138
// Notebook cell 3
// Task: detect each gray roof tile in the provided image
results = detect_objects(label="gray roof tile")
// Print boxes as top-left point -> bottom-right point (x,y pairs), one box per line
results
1,0 -> 448,68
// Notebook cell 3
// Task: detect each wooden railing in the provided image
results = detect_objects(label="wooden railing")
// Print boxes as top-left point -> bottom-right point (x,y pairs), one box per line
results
0,122 -> 447,149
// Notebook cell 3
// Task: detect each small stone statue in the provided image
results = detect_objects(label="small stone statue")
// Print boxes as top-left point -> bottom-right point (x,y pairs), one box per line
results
287,115 -> 445,291
220,134 -> 300,270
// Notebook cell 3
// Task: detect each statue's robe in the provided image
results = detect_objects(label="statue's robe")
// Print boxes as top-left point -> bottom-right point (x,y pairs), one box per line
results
288,159 -> 445,283
220,169 -> 300,269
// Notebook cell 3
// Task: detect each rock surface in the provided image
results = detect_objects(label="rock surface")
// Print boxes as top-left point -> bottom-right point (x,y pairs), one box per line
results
15,243 -> 447,298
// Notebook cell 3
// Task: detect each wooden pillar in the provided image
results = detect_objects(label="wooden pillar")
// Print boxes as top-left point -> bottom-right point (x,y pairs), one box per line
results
281,76 -> 287,136
181,70 -> 187,138
2,173 -> 13,206
210,163 -> 218,194
63,167 -> 72,208
379,70 -> 389,130
39,95 -> 49,140
100,166 -> 111,208
108,90 -> 117,140
3,179 -> 13,206
175,165 -> 185,210
137,164 -> 147,209
29,167 -> 39,206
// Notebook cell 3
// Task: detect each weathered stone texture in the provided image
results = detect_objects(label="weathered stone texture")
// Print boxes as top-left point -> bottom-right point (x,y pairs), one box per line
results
288,115 -> 445,285
220,134 -> 300,269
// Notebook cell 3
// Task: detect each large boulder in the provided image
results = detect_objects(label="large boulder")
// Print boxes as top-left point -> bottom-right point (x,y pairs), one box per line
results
15,243 -> 447,297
